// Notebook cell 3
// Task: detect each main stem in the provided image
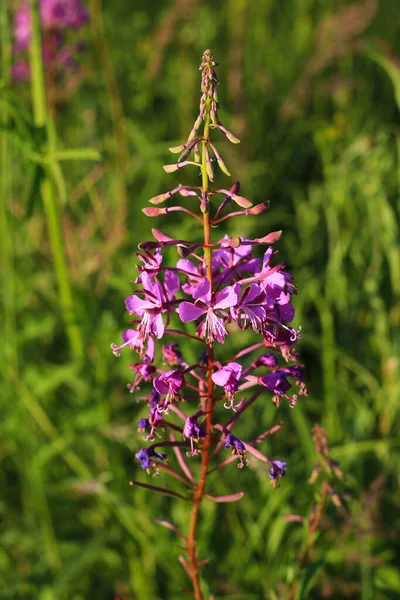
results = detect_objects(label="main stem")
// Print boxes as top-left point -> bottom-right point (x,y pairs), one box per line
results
187,113 -> 213,600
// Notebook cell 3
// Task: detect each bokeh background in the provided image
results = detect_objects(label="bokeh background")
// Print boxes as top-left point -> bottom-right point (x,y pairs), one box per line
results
1,0 -> 400,598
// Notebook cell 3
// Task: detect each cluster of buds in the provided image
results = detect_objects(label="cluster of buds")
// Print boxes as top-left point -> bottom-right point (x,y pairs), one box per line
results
12,0 -> 88,87
112,50 -> 307,494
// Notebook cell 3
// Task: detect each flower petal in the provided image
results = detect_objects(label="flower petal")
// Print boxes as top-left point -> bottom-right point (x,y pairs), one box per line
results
214,286 -> 238,309
178,302 -> 206,322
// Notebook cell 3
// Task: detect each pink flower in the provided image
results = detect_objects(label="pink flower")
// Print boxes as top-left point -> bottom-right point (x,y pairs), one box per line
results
178,279 -> 238,344
212,362 -> 242,410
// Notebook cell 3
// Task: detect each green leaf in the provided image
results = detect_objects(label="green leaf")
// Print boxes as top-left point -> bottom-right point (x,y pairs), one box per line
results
375,565 -> 400,591
364,50 -> 400,112
295,559 -> 324,599
25,163 -> 44,218
52,148 -> 101,162
45,161 -> 68,205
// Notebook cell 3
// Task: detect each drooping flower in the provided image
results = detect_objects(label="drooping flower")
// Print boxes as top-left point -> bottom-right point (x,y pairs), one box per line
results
146,405 -> 165,440
225,433 -> 248,468
260,372 -> 291,395
257,353 -> 279,368
212,362 -> 242,410
258,366 -> 306,407
135,447 -> 167,471
268,460 -> 287,488
162,343 -> 183,366
127,361 -> 156,393
183,415 -> 206,456
137,418 -> 149,434
153,369 -> 186,411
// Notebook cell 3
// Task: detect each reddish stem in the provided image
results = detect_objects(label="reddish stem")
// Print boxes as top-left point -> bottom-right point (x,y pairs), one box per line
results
186,109 -> 213,600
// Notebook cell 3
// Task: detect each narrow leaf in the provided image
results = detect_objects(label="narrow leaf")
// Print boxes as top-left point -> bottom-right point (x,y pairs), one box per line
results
155,462 -> 193,486
25,163 -> 44,218
178,556 -> 191,577
170,433 -> 195,482
206,492 -> 244,503
53,148 -> 101,162
154,519 -> 187,540
129,480 -> 190,501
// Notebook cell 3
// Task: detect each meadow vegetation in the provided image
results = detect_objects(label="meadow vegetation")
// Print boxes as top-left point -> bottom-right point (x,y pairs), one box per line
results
1,1 -> 399,598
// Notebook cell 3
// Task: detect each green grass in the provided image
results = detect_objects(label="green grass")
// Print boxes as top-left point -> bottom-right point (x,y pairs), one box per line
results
1,0 -> 399,598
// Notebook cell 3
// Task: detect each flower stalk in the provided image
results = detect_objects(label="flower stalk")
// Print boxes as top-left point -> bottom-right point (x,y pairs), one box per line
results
187,76 -> 215,598
112,49 -> 307,598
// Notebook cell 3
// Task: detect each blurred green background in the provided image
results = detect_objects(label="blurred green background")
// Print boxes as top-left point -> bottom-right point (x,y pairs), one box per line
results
1,0 -> 400,598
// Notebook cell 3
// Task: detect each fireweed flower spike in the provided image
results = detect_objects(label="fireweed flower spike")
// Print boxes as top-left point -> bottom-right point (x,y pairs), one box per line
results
112,50 -> 307,600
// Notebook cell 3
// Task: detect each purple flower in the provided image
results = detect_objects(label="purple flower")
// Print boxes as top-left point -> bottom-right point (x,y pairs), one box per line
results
163,269 -> 180,300
11,60 -> 30,81
135,447 -> 167,471
260,372 -> 291,395
214,236 -> 260,282
14,5 -> 31,52
146,405 -> 164,440
162,343 -> 182,365
178,279 -> 238,344
258,367 -> 306,407
225,433 -> 248,468
258,248 -> 291,299
257,353 -> 279,368
268,460 -> 287,487
111,328 -> 155,361
111,50 -> 306,517
127,361 -> 156,393
258,371 -> 293,406
136,248 -> 163,280
212,362 -> 242,410
13,0 -> 88,52
262,321 -> 300,355
125,273 -> 166,342
149,389 -> 161,407
183,415 -> 206,456
176,258 -> 204,296
231,283 -> 267,332
137,418 -> 149,434
153,369 -> 185,410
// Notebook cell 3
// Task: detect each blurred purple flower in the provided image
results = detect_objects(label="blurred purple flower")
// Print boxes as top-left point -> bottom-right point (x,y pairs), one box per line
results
12,0 -> 88,83
162,343 -> 182,366
268,460 -> 287,487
